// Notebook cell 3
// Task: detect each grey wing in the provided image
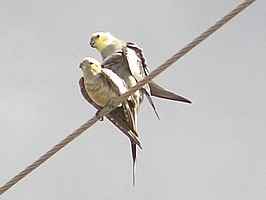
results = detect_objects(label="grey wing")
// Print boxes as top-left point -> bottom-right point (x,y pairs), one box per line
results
100,69 -> 138,132
123,46 -> 160,119
127,42 -> 192,104
79,77 -> 141,147
126,42 -> 149,77
102,50 -> 143,113
101,68 -> 128,95
102,49 -> 136,88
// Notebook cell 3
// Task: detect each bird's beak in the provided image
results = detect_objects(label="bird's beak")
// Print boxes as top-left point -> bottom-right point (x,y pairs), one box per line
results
79,63 -> 84,70
90,38 -> 96,48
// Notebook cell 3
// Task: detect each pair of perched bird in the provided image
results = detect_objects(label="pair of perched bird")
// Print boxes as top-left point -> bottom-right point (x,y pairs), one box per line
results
79,32 -> 191,185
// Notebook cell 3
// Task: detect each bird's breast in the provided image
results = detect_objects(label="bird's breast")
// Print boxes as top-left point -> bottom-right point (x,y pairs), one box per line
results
84,79 -> 118,108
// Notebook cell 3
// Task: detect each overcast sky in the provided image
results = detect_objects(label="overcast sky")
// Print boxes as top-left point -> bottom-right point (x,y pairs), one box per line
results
1,0 -> 265,199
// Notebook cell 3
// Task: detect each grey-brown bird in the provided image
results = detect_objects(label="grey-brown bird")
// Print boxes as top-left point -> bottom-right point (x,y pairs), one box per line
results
79,57 -> 140,185
89,32 -> 192,104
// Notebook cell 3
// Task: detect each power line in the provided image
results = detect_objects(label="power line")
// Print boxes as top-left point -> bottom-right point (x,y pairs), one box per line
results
0,0 -> 256,195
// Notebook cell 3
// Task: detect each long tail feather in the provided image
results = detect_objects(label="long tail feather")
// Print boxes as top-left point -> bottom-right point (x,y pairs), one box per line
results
141,89 -> 160,120
149,81 -> 192,103
131,142 -> 137,186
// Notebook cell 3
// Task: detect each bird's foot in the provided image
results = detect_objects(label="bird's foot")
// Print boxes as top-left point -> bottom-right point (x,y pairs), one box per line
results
107,98 -> 116,109
95,110 -> 104,121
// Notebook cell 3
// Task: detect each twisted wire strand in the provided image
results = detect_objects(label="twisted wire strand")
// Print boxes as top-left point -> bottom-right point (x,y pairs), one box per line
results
111,0 -> 256,108
0,0 -> 255,195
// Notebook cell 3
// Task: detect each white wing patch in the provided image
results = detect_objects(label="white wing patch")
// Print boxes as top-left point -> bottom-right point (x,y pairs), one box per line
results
101,68 -> 128,95
125,47 -> 144,82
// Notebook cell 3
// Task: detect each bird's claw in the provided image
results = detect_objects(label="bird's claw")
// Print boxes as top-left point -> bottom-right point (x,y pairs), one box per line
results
96,110 -> 104,121
107,99 -> 116,109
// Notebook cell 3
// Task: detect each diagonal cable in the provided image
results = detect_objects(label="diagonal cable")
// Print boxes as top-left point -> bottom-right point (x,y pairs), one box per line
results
0,0 -> 256,195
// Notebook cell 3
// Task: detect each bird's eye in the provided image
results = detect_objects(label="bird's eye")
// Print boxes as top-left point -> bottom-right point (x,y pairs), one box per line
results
89,62 -> 93,65
96,34 -> 100,38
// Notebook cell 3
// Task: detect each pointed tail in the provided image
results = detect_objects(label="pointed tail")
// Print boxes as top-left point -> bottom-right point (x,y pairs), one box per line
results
131,142 -> 137,186
141,88 -> 160,120
149,81 -> 192,103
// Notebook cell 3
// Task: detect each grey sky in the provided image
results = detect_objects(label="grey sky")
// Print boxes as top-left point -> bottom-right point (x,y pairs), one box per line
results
1,0 -> 265,199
